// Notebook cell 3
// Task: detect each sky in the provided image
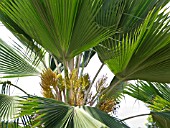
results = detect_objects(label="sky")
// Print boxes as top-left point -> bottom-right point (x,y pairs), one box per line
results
0,25 -> 150,127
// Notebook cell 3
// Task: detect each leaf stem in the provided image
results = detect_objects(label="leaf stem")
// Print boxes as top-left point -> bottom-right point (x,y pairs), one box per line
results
121,113 -> 151,121
63,59 -> 69,103
92,63 -> 105,86
80,54 -> 85,77
1,81 -> 30,96
83,63 -> 104,105
75,54 -> 82,75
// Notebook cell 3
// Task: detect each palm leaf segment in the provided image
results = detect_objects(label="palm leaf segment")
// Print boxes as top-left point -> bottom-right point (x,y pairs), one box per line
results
95,1 -> 170,83
0,0 -> 115,62
0,9 -> 46,64
0,81 -> 32,128
20,96 -> 129,128
0,93 -> 29,128
0,39 -> 41,78
0,94 -> 25,128
0,9 -> 45,78
0,94 -> 19,122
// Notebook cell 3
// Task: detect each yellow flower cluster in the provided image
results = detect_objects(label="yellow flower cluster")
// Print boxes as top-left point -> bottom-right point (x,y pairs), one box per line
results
66,69 -> 90,106
40,68 -> 90,106
98,99 -> 115,113
40,68 -> 116,109
40,68 -> 57,99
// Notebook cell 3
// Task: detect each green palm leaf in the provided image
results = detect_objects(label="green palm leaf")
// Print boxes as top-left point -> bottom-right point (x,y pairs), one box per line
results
82,105 -> 128,128
0,121 -> 23,128
150,96 -> 170,111
118,0 -> 169,33
151,112 -> 170,128
0,82 -> 32,128
123,81 -> 170,127
95,0 -> 125,28
96,4 -> 170,83
0,39 -> 41,78
0,94 -> 19,122
124,81 -> 161,104
19,96 -> 129,128
0,0 -> 115,62
124,81 -> 170,109
0,10 -> 46,65
0,94 -> 32,128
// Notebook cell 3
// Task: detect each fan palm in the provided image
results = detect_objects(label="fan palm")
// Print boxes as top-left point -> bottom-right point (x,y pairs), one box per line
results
0,0 -> 170,127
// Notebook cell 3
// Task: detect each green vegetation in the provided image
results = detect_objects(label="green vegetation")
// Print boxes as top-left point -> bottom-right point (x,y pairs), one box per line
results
0,0 -> 169,127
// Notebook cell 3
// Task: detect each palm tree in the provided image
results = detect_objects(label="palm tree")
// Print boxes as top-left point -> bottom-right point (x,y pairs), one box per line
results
0,0 -> 170,127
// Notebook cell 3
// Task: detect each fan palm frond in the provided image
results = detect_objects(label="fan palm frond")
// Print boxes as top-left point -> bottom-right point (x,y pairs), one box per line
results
0,94 -> 19,122
118,0 -> 169,33
95,0 -> 169,60
123,81 -> 170,127
0,10 -> 46,66
0,81 -> 32,128
124,81 -> 160,104
124,81 -> 170,109
95,0 -> 125,28
96,3 -> 170,83
0,39 -> 41,78
19,96 -> 129,128
0,0 -> 116,62
0,94 -> 32,128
